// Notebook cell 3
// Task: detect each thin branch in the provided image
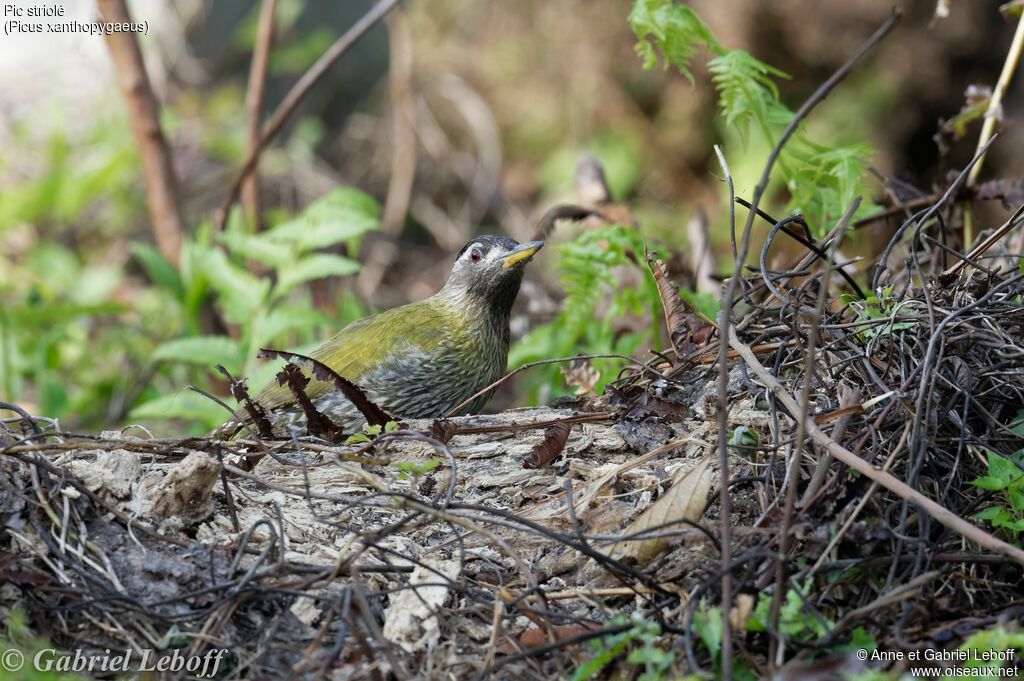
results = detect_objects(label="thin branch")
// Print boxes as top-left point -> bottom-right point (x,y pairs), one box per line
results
380,10 -> 417,234
242,0 -> 278,232
97,0 -> 184,266
769,197 -> 859,668
215,0 -> 402,231
966,9 -> 1024,187
712,144 -> 735,674
714,11 -> 902,677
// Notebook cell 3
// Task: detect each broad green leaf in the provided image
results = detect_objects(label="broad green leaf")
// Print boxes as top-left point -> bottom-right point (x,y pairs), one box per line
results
971,475 -> 1007,491
250,308 -> 330,348
988,450 -> 1024,483
152,336 -> 242,370
5,301 -> 124,327
131,242 -> 184,299
693,604 -> 724,655
974,506 -> 1011,523
273,253 -> 361,300
218,230 -> 292,268
201,248 -> 270,323
265,187 -> 380,252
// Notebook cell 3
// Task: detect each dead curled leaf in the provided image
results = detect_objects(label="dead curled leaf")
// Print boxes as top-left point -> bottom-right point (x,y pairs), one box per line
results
276,363 -> 346,441
523,421 -> 572,469
611,454 -> 713,564
428,418 -> 457,444
560,357 -> 600,396
646,253 -> 712,356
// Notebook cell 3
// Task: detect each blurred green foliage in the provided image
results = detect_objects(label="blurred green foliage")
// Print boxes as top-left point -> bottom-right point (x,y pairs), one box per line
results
128,188 -> 379,431
630,0 -> 877,232
1,610 -> 87,681
0,92 -> 375,433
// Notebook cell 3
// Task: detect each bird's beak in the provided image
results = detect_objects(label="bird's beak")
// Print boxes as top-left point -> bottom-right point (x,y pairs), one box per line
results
501,240 -> 544,269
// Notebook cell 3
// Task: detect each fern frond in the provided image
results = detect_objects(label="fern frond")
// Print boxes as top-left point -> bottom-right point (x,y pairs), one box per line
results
629,0 -> 724,80
708,50 -> 790,139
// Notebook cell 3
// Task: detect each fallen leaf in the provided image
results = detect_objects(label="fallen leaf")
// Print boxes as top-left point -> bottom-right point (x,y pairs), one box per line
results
523,421 -> 572,469
560,357 -> 601,396
612,455 -> 713,563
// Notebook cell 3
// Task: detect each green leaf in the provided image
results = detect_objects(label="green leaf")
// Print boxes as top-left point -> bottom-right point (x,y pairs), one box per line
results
265,187 -> 380,252
250,308 -> 330,349
680,289 -> 720,319
273,253 -> 361,300
988,450 -> 1024,483
974,506 -> 1011,523
5,301 -> 124,326
218,230 -> 293,268
971,475 -> 1008,491
152,336 -> 242,370
693,605 -> 723,656
201,248 -> 270,324
130,242 -> 184,299
569,632 -> 631,681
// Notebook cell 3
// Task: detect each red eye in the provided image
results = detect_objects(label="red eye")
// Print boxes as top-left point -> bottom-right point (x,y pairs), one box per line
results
470,248 -> 481,263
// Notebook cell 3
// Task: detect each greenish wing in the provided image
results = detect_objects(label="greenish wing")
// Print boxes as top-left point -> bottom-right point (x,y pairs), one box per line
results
244,299 -> 446,414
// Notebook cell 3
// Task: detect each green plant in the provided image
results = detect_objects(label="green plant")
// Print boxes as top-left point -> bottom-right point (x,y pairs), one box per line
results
970,449 -> 1024,541
346,420 -> 399,445
0,107 -> 150,428
509,225 -> 665,401
943,626 -> 1024,680
128,187 -> 380,431
689,600 -> 756,680
1,609 -> 88,681
629,0 -> 876,234
572,612 -> 675,681
747,579 -> 830,642
393,459 -> 441,481
840,285 -> 916,340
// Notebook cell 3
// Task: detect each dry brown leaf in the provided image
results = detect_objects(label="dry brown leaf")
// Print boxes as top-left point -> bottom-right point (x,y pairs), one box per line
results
523,421 -> 572,469
612,454 -> 713,564
560,357 -> 601,396
647,252 -> 712,356
729,593 -> 755,630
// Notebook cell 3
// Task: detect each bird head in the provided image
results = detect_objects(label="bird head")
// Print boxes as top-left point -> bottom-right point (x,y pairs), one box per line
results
439,235 -> 544,320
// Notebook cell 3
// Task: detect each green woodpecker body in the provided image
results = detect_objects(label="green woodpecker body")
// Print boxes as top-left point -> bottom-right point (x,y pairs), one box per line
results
213,236 -> 542,438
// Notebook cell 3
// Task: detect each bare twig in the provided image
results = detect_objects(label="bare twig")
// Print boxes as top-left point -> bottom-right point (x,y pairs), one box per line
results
712,144 -> 736,673
966,10 -> 1024,188
97,0 -> 184,265
714,15 -> 901,675
380,10 -> 417,234
769,198 -> 859,668
241,0 -> 278,232
215,0 -> 401,231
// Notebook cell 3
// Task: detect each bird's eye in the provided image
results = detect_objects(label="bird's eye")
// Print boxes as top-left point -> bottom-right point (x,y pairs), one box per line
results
470,248 -> 482,263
